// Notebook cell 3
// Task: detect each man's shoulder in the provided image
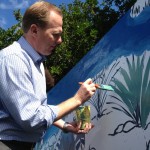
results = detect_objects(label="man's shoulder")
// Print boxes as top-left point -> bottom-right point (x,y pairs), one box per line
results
0,41 -> 21,57
0,41 -> 30,66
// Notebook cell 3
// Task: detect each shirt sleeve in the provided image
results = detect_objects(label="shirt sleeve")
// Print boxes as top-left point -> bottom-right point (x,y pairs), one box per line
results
0,54 -> 58,132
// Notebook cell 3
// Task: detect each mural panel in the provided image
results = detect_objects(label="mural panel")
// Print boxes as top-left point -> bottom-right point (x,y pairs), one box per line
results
35,0 -> 150,149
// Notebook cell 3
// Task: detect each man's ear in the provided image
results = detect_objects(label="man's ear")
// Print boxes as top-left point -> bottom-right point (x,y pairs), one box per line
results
30,24 -> 38,36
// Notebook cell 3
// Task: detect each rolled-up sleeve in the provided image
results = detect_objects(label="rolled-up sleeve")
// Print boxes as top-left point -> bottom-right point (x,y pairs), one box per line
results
46,105 -> 59,127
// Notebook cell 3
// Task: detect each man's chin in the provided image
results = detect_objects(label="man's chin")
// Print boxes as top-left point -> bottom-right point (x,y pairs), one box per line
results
46,50 -> 54,56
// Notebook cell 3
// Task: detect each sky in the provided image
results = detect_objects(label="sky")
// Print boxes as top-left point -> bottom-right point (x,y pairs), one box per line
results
0,0 -> 80,30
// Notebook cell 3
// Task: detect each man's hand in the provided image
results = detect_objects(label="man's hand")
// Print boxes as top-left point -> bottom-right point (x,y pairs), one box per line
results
63,121 -> 94,134
74,78 -> 96,105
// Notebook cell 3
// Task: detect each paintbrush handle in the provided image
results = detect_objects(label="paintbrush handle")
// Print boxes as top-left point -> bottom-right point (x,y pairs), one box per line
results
78,82 -> 100,88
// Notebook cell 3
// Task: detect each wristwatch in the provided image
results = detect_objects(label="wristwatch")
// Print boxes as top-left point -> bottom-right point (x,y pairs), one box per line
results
62,122 -> 69,133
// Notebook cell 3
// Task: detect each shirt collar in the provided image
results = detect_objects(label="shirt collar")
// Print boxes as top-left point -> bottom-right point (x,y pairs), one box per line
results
18,36 -> 46,64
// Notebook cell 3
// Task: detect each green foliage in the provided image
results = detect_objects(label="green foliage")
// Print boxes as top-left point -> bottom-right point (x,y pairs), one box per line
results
0,24 -> 23,49
0,9 -> 23,50
46,0 -> 100,82
103,0 -> 137,16
14,9 -> 23,22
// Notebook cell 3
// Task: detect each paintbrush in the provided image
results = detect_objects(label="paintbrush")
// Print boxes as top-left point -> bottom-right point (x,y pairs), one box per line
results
79,82 -> 114,91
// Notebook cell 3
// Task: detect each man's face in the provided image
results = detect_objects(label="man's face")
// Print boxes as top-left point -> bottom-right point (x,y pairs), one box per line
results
35,11 -> 63,56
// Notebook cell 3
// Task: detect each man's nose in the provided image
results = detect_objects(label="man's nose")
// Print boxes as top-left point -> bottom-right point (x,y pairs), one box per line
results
57,36 -> 62,44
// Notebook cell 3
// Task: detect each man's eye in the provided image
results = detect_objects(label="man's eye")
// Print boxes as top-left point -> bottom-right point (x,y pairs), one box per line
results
53,33 -> 61,37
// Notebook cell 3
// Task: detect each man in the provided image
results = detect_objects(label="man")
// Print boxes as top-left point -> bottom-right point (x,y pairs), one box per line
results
0,1 -> 96,150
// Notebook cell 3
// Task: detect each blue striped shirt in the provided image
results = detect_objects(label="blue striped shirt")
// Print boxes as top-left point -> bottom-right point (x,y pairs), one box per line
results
0,36 -> 58,142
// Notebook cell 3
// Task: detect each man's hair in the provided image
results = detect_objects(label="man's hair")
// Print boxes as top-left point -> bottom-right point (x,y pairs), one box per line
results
22,1 -> 62,33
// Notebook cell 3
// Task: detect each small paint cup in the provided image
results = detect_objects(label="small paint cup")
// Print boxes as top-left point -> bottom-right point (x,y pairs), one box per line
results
75,105 -> 90,129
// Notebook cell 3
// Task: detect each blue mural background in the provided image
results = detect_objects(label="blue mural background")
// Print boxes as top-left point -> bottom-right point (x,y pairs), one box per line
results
35,0 -> 150,149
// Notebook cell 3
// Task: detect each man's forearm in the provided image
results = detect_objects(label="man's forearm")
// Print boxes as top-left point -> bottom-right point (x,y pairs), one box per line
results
53,119 -> 65,129
54,78 -> 96,121
54,95 -> 82,121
